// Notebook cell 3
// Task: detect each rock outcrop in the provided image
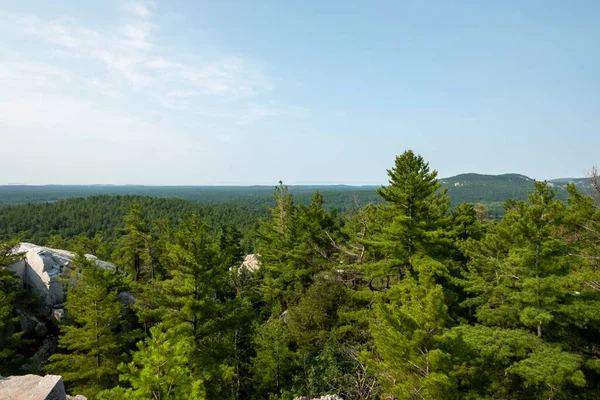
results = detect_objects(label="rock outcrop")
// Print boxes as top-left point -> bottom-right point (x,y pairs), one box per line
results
0,374 -> 81,400
17,310 -> 47,339
3,243 -> 116,319
240,254 -> 261,273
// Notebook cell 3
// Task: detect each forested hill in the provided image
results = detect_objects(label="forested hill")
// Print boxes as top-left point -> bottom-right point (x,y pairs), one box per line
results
0,184 -> 381,207
0,174 -> 591,249
0,195 -> 267,249
441,173 -> 591,216
2,151 -> 600,399
0,174 -> 591,215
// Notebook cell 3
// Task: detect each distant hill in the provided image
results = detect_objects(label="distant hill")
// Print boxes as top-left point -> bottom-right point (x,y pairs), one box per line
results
0,184 -> 381,210
441,173 -> 592,217
0,174 -> 593,218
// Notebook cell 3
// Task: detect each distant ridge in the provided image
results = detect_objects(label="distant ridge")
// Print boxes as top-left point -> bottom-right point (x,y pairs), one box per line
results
0,173 -> 593,218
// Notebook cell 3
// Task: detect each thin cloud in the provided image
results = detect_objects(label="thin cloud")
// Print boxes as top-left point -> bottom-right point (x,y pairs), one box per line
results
123,1 -> 156,19
0,2 -> 312,185
0,6 -> 274,103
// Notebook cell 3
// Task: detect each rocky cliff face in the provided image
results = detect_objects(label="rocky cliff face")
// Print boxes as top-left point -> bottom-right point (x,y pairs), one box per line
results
4,243 -> 117,320
0,374 -> 87,400
0,243 -> 121,377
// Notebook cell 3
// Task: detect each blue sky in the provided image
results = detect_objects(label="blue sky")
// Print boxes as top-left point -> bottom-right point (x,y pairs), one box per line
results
0,0 -> 598,184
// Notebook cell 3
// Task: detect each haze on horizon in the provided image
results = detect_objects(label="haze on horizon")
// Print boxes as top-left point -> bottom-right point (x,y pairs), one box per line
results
0,1 -> 598,185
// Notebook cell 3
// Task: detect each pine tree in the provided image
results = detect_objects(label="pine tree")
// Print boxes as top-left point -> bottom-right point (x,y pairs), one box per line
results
251,316 -> 296,397
256,182 -> 300,306
46,255 -> 126,398
565,183 -> 600,271
0,240 -> 27,375
461,182 -> 590,338
257,185 -> 339,308
98,325 -> 205,400
117,205 -> 150,281
365,151 -> 455,398
454,182 -> 600,398
160,214 -> 240,397
367,150 -> 450,286
370,256 -> 454,399
160,215 -> 223,336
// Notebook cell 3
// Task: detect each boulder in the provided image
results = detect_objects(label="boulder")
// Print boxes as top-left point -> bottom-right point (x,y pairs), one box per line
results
240,254 -> 261,273
3,243 -> 117,319
19,337 -> 58,374
17,310 -> 47,339
0,374 -> 67,400
51,308 -> 65,323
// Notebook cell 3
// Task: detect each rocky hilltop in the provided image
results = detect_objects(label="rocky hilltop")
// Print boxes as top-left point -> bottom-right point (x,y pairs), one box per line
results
0,374 -> 86,400
5,243 -> 117,321
0,244 -> 117,399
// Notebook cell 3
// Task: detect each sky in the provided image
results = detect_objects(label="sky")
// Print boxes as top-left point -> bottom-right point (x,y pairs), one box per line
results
0,0 -> 598,185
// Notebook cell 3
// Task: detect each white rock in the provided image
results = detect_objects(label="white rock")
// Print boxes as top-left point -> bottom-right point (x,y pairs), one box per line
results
3,243 -> 117,319
240,254 -> 261,273
0,374 -> 67,400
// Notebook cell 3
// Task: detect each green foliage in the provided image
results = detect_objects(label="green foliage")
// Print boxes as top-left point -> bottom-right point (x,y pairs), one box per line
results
0,247 -> 23,374
0,240 -> 32,375
115,205 -> 151,281
158,214 -> 244,397
446,325 -> 586,399
366,150 -> 450,282
454,182 -> 600,398
370,257 -> 455,399
5,151 -> 600,400
257,184 -> 339,308
0,195 -> 267,249
99,325 -> 205,400
252,316 -> 296,396
46,255 -> 128,399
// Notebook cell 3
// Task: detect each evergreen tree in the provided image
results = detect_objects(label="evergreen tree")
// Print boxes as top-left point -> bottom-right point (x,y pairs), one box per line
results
46,255 -> 127,398
257,184 -> 340,308
461,182 -> 593,338
256,182 -> 300,306
160,214 -> 240,397
370,256 -> 454,399
364,151 -> 455,398
454,182 -> 600,398
251,315 -> 296,397
0,240 -> 26,375
117,205 -> 150,281
98,325 -> 205,400
367,150 -> 450,286
565,183 -> 600,271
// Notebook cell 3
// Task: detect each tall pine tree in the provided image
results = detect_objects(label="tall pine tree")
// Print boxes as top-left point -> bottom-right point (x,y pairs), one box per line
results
46,255 -> 127,398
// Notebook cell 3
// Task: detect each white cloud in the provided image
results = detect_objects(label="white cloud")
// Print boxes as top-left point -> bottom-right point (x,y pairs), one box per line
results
0,2 -> 310,184
123,1 -> 156,18
0,92 -> 207,184
0,61 -> 71,90
0,6 -> 273,101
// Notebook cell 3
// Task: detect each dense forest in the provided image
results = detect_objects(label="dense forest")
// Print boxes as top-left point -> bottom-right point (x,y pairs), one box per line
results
0,185 -> 381,208
2,150 -> 600,399
0,196 -> 267,252
1,174 -> 591,218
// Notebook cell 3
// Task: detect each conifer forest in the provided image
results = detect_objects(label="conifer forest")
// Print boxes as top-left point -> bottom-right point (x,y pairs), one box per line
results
2,150 -> 600,400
